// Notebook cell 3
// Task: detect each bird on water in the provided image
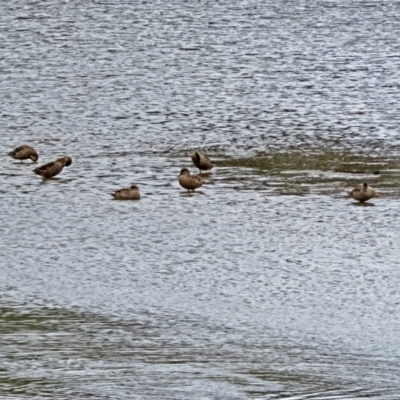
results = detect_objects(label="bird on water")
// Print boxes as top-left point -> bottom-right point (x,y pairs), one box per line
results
350,182 -> 375,203
33,156 -> 72,179
178,168 -> 204,192
8,145 -> 39,163
191,151 -> 213,173
111,185 -> 141,200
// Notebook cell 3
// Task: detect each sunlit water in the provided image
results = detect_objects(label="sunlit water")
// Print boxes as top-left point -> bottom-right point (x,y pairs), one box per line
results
1,1 -> 400,399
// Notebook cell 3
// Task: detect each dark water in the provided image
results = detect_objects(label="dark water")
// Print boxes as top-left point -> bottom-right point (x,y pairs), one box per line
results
1,1 -> 400,398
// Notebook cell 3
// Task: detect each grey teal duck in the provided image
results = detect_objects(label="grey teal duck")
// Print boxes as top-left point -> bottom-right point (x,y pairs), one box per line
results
178,168 -> 203,191
350,182 -> 375,202
111,185 -> 141,200
8,145 -> 38,163
33,156 -> 72,178
191,151 -> 213,173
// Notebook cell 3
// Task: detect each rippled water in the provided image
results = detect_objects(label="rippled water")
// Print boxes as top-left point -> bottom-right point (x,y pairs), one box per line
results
1,1 -> 400,399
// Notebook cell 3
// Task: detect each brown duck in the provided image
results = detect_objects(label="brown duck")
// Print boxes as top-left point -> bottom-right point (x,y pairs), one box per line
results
33,156 -> 72,179
191,151 -> 213,173
350,182 -> 375,202
178,168 -> 203,192
111,185 -> 141,200
8,145 -> 38,163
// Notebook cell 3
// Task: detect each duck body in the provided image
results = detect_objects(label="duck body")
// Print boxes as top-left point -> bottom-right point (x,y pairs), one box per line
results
350,182 -> 375,202
33,156 -> 72,179
179,168 -> 203,191
111,185 -> 141,200
191,151 -> 213,173
8,145 -> 38,163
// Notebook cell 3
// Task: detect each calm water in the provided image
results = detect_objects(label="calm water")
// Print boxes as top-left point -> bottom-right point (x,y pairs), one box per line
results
1,1 -> 400,399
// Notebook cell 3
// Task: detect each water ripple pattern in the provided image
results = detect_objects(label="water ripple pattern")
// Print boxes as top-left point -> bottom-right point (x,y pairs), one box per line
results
1,1 -> 400,399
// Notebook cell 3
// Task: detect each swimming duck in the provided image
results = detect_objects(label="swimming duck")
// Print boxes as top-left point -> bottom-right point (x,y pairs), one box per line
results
191,151 -> 213,173
178,168 -> 203,191
350,182 -> 375,202
8,145 -> 38,163
111,185 -> 141,200
33,156 -> 72,179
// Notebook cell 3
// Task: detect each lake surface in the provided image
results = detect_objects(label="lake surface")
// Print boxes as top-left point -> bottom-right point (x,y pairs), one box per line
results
1,1 -> 400,398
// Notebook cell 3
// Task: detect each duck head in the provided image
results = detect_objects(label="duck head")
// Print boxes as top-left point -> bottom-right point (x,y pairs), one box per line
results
30,153 -> 39,162
179,168 -> 190,176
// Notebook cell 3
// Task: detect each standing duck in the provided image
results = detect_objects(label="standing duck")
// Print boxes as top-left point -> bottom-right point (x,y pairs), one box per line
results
191,151 -> 213,173
350,182 -> 375,202
178,168 -> 203,192
111,185 -> 141,200
8,145 -> 38,163
33,156 -> 72,179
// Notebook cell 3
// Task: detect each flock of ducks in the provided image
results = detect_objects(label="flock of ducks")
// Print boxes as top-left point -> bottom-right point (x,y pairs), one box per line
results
7,145 -> 375,203
8,145 -> 73,179
7,145 -> 214,200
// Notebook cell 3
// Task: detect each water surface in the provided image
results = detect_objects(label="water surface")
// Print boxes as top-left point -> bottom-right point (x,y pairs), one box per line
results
1,1 -> 400,398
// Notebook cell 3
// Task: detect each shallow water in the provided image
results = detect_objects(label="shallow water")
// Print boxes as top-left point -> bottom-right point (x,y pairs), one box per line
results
1,1 -> 400,399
